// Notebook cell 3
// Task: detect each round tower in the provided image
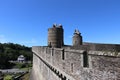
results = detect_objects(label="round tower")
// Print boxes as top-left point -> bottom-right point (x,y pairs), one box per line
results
48,24 -> 64,48
72,29 -> 83,46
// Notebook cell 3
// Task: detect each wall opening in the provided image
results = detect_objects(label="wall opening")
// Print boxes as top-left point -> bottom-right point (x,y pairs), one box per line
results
63,63 -> 65,70
62,49 -> 65,60
83,51 -> 89,67
71,63 -> 73,73
52,48 -> 54,56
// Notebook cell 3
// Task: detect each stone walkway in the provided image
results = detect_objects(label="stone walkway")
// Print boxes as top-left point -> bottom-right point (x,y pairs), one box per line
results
0,69 -> 27,74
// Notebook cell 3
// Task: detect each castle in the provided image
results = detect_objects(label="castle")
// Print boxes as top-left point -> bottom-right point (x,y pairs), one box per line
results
31,24 -> 120,80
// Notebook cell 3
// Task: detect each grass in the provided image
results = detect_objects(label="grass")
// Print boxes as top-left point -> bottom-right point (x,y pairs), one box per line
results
4,73 -> 30,80
20,73 -> 30,80
13,62 -> 32,69
3,62 -> 32,80
4,75 -> 13,80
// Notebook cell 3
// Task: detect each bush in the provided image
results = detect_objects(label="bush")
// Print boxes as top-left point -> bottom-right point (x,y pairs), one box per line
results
4,75 -> 13,80
14,63 -> 26,69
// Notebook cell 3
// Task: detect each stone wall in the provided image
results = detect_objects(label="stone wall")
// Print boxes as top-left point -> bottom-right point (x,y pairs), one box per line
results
82,42 -> 120,51
31,46 -> 120,80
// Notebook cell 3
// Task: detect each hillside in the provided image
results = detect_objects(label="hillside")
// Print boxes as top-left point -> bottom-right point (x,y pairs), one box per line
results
0,43 -> 32,69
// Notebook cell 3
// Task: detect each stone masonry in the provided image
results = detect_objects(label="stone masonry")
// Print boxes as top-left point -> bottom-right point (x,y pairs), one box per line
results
31,24 -> 120,80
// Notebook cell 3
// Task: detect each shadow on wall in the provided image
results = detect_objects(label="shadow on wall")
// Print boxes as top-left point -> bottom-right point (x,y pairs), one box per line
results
33,52 -> 70,80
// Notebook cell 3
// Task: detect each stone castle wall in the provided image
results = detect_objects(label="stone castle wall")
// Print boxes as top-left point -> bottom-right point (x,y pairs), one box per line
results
72,42 -> 120,52
48,25 -> 64,48
31,46 -> 120,80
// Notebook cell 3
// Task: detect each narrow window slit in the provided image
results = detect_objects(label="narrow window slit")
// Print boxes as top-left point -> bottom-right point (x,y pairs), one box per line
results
52,48 -> 54,56
62,49 -> 65,60
71,63 -> 73,72
83,51 -> 89,67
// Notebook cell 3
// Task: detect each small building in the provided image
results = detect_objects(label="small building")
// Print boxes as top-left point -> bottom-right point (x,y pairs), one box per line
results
17,55 -> 26,63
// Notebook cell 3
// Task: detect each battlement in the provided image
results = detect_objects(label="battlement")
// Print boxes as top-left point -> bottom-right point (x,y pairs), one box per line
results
70,42 -> 120,52
31,24 -> 120,80
31,46 -> 120,80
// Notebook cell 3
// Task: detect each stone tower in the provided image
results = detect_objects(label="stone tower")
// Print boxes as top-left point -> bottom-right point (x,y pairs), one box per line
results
72,29 -> 82,46
48,24 -> 64,48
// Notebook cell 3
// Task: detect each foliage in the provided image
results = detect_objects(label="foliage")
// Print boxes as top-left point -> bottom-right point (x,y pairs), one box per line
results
4,75 -> 13,80
14,63 -> 26,69
0,43 -> 32,69
14,63 -> 32,69
20,73 -> 30,80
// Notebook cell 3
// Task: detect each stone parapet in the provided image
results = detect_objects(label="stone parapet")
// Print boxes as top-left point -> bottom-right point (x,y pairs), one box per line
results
31,46 -> 120,80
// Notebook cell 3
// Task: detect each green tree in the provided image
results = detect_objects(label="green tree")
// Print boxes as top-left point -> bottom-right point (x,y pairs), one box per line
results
0,42 -> 33,69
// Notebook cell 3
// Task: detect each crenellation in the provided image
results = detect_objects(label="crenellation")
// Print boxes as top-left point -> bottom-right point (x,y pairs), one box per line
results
31,24 -> 120,80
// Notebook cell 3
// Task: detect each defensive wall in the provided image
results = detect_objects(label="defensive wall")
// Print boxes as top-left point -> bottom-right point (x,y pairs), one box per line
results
30,24 -> 120,80
31,45 -> 120,80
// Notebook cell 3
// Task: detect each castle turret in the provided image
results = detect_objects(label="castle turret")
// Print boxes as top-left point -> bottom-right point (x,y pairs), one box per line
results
48,24 -> 64,48
72,29 -> 82,46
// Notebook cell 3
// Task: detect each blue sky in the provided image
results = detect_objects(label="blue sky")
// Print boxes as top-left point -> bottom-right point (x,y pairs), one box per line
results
0,0 -> 120,47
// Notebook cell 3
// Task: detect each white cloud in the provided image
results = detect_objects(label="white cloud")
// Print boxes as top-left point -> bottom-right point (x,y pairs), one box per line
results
19,39 -> 38,47
20,39 -> 37,44
0,35 -> 8,43
0,35 -> 38,46
68,35 -> 73,38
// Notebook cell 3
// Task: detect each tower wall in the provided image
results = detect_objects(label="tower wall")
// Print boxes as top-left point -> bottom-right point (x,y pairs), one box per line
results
48,25 -> 64,48
73,30 -> 82,46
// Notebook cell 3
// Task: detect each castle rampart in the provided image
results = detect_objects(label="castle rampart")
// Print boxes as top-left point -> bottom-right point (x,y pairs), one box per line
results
31,24 -> 120,80
31,46 -> 120,80
72,42 -> 120,52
